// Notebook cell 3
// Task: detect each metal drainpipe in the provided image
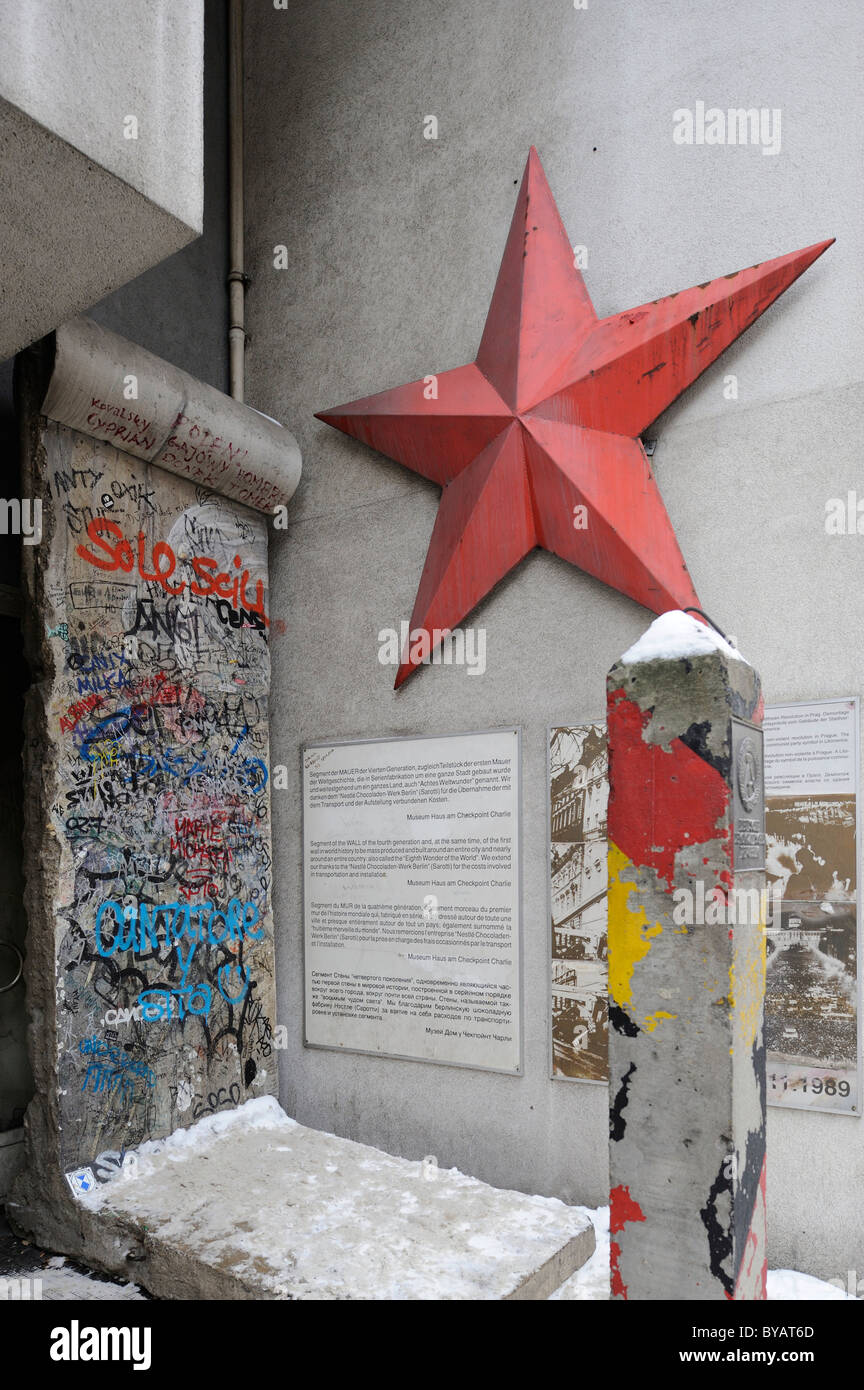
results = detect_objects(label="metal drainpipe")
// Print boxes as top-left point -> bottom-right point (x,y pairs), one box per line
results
228,0 -> 246,402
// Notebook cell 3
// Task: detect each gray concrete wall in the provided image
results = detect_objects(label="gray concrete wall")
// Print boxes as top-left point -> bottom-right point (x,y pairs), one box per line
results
89,0 -> 229,395
245,0 -> 863,1281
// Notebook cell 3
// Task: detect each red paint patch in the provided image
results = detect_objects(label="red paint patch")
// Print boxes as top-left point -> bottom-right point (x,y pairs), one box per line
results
610,1182 -> 646,1233
610,1239 -> 628,1300
609,1184 -> 646,1301
608,688 -> 731,889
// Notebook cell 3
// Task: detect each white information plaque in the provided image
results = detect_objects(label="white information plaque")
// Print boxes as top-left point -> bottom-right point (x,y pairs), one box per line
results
764,698 -> 858,798
302,729 -> 521,1072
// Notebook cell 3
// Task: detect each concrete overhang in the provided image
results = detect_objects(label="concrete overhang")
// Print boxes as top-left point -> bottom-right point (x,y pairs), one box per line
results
0,0 -> 204,362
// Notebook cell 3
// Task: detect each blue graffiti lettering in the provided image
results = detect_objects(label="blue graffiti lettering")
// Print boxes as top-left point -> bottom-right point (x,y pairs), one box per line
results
94,898 -> 260,957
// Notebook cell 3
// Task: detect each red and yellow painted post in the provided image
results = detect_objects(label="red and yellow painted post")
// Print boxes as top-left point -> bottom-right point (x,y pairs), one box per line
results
607,612 -> 767,1300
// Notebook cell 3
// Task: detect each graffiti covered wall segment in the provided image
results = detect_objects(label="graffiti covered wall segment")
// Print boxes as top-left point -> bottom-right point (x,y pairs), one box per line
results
38,422 -> 278,1180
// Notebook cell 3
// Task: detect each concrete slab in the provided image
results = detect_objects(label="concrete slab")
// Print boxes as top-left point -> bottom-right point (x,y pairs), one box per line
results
75,1099 -> 595,1300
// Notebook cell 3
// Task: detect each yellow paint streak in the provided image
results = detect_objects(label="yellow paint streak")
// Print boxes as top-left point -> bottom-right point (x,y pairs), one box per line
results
642,1010 -> 678,1033
607,841 -> 662,1008
729,895 -> 768,1050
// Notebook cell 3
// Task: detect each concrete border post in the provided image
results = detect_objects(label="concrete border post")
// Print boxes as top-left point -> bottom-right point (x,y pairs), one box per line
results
606,612 -> 767,1300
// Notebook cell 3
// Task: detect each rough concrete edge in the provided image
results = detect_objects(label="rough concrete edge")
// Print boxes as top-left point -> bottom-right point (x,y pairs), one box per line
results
5,1188 -> 260,1299
81,1207 -> 265,1300
0,1130 -> 24,1203
3,358 -> 137,1270
70,1197 -> 597,1301
504,1222 -> 597,1301
7,348 -> 75,1247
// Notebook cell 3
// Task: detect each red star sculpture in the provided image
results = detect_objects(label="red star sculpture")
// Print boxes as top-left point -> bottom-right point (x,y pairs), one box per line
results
317,148 -> 832,687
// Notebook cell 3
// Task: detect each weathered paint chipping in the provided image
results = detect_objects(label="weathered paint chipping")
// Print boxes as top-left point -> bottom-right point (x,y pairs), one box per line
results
609,1183 -> 646,1301
607,687 -> 732,890
607,631 -> 767,1300
607,840 -> 663,1011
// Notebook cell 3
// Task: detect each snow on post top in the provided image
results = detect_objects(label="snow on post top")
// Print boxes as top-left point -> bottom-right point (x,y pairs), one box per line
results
620,610 -> 746,666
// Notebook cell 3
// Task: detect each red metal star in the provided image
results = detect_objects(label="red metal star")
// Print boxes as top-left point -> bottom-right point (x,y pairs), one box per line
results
317,148 -> 832,687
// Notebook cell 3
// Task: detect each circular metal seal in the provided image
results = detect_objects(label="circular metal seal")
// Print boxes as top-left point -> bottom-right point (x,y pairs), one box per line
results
736,735 -> 761,812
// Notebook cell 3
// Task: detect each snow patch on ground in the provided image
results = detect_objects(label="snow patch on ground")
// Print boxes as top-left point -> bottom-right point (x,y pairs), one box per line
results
621,610 -> 745,666
768,1269 -> 854,1300
549,1205 -> 610,1299
549,1206 -> 857,1300
32,1258 -> 145,1301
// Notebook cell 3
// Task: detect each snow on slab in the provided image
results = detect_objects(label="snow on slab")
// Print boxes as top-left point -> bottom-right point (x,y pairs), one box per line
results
78,1098 -> 594,1300
621,610 -> 746,666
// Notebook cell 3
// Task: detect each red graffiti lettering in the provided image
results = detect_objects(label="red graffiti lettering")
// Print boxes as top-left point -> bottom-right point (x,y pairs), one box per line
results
75,520 -> 268,627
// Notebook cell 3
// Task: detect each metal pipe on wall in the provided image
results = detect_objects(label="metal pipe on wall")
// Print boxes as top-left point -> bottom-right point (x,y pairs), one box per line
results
228,0 -> 246,402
